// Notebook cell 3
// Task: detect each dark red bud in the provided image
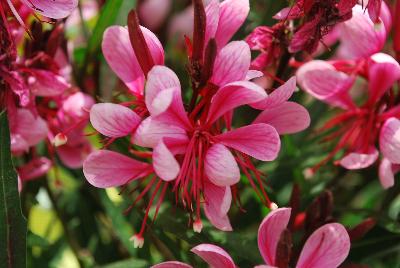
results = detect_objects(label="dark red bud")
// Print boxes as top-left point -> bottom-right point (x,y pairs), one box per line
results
192,0 -> 206,62
201,39 -> 217,85
288,184 -> 301,231
348,218 -> 376,242
275,228 -> 292,268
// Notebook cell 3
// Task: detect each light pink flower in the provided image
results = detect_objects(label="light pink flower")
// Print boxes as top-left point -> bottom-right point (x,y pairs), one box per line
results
257,208 -> 350,268
139,0 -> 172,31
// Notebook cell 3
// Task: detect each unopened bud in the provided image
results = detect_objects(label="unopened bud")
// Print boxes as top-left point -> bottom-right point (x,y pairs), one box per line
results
130,234 -> 144,248
193,219 -> 203,233
53,133 -> 68,147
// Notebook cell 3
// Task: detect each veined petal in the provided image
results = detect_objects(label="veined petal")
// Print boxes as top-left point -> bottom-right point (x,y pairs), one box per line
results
379,158 -> 399,189
258,208 -> 291,266
205,144 -> 240,186
207,81 -> 267,125
216,124 -> 281,161
151,262 -> 192,268
191,244 -> 236,268
253,102 -> 310,134
340,147 -> 379,169
205,0 -> 220,46
211,41 -> 251,86
297,60 -> 354,109
153,140 -> 180,181
251,76 -> 297,109
380,117 -> 400,164
90,103 -> 141,138
13,109 -> 48,147
83,150 -> 150,188
21,0 -> 78,19
203,182 -> 233,231
28,69 -> 70,97
215,0 -> 249,48
296,223 -> 350,268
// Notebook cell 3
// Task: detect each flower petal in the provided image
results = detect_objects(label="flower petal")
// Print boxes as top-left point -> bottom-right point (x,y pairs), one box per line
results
18,157 -> 52,181
13,109 -> 48,148
83,150 -> 150,188
191,244 -> 236,268
297,223 -> 350,268
90,103 -> 141,138
258,208 -> 291,265
207,81 -> 267,125
380,117 -> 400,164
215,0 -> 249,48
253,102 -> 310,134
205,0 -> 220,46
379,158 -> 399,189
216,124 -> 281,161
203,182 -> 233,231
22,0 -> 78,19
151,261 -> 192,268
153,140 -> 180,181
62,92 -> 94,118
251,76 -> 297,109
28,69 -> 70,97
340,147 -> 379,169
205,144 -> 240,186
211,41 -> 251,86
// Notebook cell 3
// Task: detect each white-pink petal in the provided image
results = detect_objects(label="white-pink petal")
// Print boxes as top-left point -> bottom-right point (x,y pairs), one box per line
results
378,158 -> 399,189
151,261 -> 192,268
296,223 -> 350,268
203,182 -> 233,231
13,109 -> 48,148
205,144 -> 240,186
83,150 -> 150,188
28,69 -> 70,97
90,103 -> 141,138
22,0 -> 78,19
153,140 -> 180,181
258,208 -> 291,266
340,147 -> 379,170
216,124 -> 281,161
191,244 -> 236,268
380,117 -> 400,164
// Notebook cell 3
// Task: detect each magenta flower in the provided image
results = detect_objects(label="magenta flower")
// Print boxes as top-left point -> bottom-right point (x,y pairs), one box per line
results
257,208 -> 350,268
4,0 -> 77,20
297,53 -> 400,188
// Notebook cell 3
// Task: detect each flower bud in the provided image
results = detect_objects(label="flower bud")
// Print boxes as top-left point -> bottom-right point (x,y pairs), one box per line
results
130,234 -> 144,248
193,219 -> 203,233
53,133 -> 67,147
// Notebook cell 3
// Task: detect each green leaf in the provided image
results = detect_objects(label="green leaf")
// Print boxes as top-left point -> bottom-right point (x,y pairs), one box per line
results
97,258 -> 148,268
0,110 -> 27,267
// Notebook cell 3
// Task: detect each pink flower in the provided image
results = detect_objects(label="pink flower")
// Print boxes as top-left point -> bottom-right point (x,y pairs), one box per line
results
8,0 -> 77,20
257,208 -> 350,268
297,53 -> 400,188
152,244 -> 236,268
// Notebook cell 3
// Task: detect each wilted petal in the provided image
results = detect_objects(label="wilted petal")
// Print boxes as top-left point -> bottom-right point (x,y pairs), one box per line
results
21,0 -> 78,19
214,0 -> 249,48
253,102 -> 310,134
216,124 -> 280,161
297,60 -> 354,109
340,147 -> 379,169
203,182 -> 233,231
207,81 -> 267,125
28,69 -> 70,97
90,103 -> 141,138
380,117 -> 400,164
251,76 -> 297,109
18,157 -> 52,181
151,261 -> 192,268
378,158 -> 400,189
211,41 -> 251,86
258,208 -> 291,265
83,150 -> 150,188
297,223 -> 350,268
205,144 -> 240,186
191,244 -> 236,268
153,140 -> 180,181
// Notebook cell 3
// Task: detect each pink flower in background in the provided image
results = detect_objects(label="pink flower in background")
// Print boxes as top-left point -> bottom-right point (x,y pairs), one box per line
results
152,244 -> 236,268
297,53 -> 400,188
257,208 -> 350,268
139,0 -> 172,31
6,0 -> 78,20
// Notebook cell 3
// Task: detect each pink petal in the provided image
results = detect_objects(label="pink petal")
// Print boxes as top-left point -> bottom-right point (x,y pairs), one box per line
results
368,53 -> 400,104
13,109 -> 48,148
378,158 -> 399,189
57,142 -> 92,168
214,0 -> 249,48
21,0 -> 78,19
211,41 -> 251,86
11,134 -> 29,153
216,124 -> 281,161
90,103 -> 141,138
340,147 -> 379,169
380,117 -> 400,164
297,223 -> 350,268
204,144 -> 240,186
253,102 -> 310,134
28,69 -> 70,97
62,92 -> 94,119
367,0 -> 382,22
251,76 -> 297,109
83,150 -> 150,188
289,18 -> 320,53
18,157 -> 52,181
153,140 -> 180,181
205,0 -> 220,46
151,262 -> 192,268
102,26 -> 164,95
133,117 -> 189,148
246,70 -> 264,80
139,0 -> 172,31
191,244 -> 236,268
297,60 -> 354,109
258,208 -> 291,266
203,182 -> 233,231
206,81 -> 267,125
